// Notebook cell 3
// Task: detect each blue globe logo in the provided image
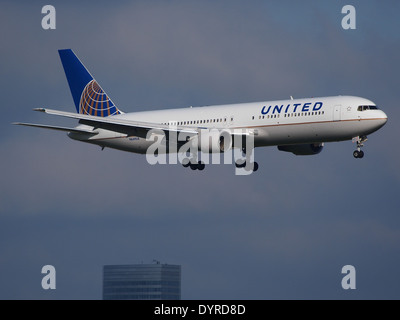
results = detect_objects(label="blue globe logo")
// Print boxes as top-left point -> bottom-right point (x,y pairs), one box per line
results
79,80 -> 120,116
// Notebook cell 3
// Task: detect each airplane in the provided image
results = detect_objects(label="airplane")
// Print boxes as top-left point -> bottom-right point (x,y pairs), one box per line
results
14,49 -> 388,172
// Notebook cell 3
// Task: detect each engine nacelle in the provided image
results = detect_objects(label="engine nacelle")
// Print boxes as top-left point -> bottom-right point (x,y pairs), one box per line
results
197,129 -> 232,153
277,143 -> 324,155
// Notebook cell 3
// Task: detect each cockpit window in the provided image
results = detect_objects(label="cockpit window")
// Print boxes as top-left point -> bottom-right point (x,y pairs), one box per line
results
357,105 -> 378,111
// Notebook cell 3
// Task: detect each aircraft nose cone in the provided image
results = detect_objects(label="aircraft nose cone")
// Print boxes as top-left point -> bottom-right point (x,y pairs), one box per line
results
381,110 -> 388,124
375,110 -> 388,130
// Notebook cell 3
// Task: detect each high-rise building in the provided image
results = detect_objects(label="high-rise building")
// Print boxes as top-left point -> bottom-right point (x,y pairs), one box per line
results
102,262 -> 181,300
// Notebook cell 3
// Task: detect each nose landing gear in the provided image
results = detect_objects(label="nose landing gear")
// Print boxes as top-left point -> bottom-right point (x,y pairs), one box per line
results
353,135 -> 367,159
353,149 -> 364,159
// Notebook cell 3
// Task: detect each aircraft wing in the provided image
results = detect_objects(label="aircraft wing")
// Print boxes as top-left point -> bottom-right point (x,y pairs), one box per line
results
32,108 -> 199,139
13,122 -> 99,135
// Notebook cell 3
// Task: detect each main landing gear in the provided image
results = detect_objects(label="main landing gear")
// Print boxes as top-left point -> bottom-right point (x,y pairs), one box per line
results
235,160 -> 259,172
181,148 -> 259,172
234,147 -> 259,172
182,158 -> 205,171
353,135 -> 367,159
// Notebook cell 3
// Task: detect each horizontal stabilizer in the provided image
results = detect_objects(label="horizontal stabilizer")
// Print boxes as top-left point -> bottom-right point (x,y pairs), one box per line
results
12,122 -> 98,135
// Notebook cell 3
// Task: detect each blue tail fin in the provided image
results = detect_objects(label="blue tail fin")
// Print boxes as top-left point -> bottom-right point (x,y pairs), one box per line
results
58,49 -> 122,116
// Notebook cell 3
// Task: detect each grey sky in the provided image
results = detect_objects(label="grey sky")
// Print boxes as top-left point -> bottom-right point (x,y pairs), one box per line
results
1,1 -> 399,299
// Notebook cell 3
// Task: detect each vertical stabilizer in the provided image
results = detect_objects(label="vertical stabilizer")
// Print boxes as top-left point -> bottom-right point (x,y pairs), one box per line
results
58,49 -> 122,116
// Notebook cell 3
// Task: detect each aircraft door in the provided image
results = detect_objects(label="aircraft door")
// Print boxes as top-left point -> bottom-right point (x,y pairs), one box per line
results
333,105 -> 341,121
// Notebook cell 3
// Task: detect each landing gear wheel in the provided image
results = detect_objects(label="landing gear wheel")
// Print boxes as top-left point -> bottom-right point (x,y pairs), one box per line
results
235,161 -> 259,172
198,161 -> 205,171
235,160 -> 246,168
189,161 -> 205,171
189,162 -> 198,170
182,158 -> 190,167
253,162 -> 259,172
353,150 -> 364,159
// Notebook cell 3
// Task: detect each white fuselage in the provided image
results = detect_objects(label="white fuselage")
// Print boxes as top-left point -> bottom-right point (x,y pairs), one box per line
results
69,95 -> 387,154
